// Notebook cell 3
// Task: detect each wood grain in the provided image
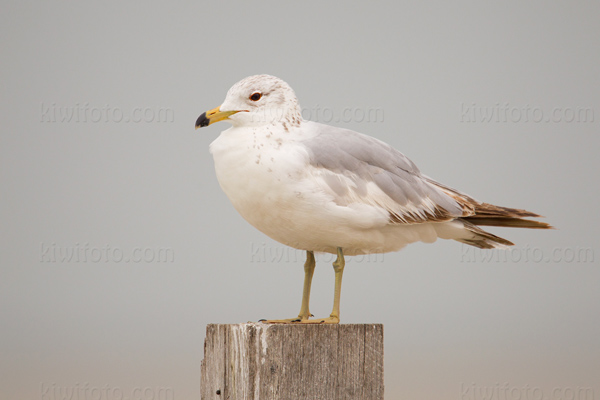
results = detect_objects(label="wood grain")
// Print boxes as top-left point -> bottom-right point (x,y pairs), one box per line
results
201,323 -> 384,400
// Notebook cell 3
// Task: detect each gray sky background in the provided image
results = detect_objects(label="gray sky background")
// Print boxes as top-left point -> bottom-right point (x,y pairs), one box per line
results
1,2 -> 599,399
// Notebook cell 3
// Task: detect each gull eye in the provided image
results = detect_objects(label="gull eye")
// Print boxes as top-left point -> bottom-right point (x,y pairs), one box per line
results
249,92 -> 262,101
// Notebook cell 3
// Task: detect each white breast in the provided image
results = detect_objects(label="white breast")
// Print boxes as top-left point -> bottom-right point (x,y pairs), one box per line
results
210,125 -> 314,242
208,124 -> 440,255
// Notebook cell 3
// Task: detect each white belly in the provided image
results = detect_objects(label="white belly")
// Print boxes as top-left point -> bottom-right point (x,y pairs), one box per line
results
209,126 -> 439,255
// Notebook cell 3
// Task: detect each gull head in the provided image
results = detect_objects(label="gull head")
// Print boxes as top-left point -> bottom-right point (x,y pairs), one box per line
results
196,75 -> 303,129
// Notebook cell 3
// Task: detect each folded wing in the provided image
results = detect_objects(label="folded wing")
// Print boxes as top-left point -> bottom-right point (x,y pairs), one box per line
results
302,123 -> 551,232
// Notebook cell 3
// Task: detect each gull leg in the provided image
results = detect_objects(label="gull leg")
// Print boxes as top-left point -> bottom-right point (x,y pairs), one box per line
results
297,250 -> 316,320
328,247 -> 345,323
264,249 -> 344,324
265,251 -> 316,324
266,247 -> 344,324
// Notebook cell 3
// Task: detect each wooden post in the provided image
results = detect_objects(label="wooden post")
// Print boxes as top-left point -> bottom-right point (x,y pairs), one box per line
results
201,323 -> 383,400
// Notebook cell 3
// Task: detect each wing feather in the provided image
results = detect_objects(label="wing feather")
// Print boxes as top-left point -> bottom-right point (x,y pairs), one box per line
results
302,123 -> 473,224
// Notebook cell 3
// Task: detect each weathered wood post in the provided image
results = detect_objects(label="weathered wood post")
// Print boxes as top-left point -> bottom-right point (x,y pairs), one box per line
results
200,323 -> 383,400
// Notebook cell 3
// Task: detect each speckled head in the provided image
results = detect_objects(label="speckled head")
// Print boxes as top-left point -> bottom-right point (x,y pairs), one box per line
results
195,75 -> 303,129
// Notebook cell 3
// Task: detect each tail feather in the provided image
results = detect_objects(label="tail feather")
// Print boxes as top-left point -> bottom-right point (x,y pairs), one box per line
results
463,202 -> 554,229
462,216 -> 552,229
455,219 -> 514,249
424,176 -> 553,248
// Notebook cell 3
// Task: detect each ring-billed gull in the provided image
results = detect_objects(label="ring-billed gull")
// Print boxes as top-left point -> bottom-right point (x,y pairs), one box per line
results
195,75 -> 551,324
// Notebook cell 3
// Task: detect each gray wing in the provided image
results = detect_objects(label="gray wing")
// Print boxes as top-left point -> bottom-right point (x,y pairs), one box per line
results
301,122 -> 474,224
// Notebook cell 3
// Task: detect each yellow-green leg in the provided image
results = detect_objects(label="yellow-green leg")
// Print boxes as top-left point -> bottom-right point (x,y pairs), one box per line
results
328,247 -> 345,322
266,250 -> 315,323
297,250 -> 316,320
265,248 -> 344,324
